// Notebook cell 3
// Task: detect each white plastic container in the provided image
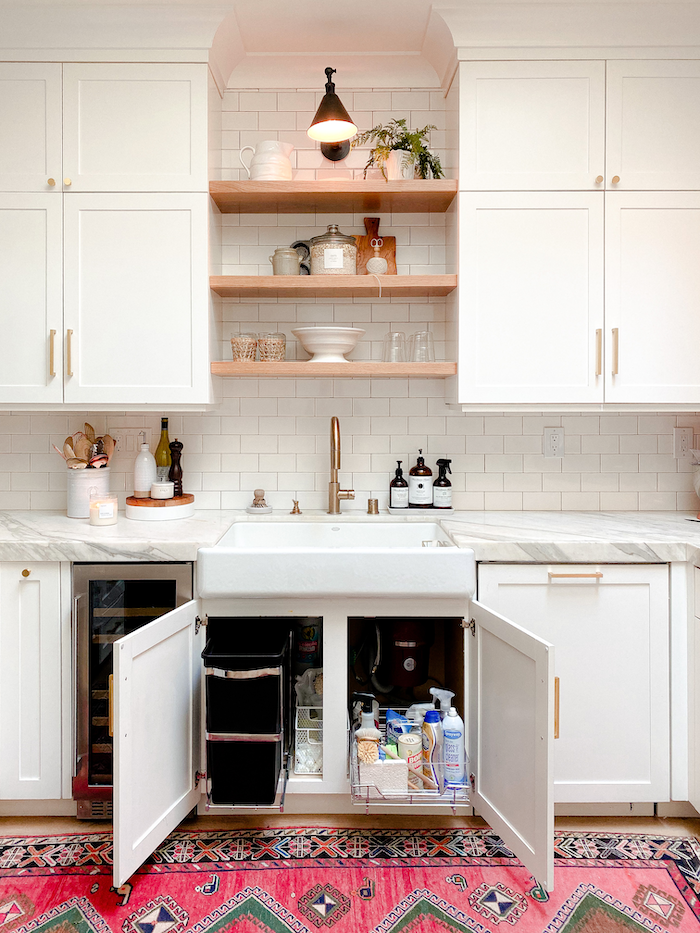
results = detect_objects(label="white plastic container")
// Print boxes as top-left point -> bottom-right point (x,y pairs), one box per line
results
442,706 -> 466,787
67,467 -> 110,519
133,442 -> 157,498
421,708 -> 443,785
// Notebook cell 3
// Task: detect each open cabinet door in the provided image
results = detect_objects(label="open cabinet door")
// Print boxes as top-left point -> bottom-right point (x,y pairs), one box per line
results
113,599 -> 203,888
469,599 -> 554,891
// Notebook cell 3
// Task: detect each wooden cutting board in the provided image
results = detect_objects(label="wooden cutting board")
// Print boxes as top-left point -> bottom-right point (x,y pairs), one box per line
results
354,217 -> 397,275
126,494 -> 194,507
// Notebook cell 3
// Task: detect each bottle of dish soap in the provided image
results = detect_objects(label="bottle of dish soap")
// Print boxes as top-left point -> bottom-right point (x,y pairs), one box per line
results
133,434 -> 157,498
389,460 -> 409,509
433,459 -> 452,509
408,450 -> 433,509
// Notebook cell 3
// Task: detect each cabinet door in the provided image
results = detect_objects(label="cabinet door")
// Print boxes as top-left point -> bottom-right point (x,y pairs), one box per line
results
478,564 -> 670,803
113,599 -> 203,889
0,194 -> 63,404
459,61 -> 605,190
0,63 -> 62,192
458,192 -> 604,405
62,64 -> 208,193
0,563 -> 62,799
62,193 -> 210,406
607,61 -> 700,190
605,192 -> 700,405
469,600 -> 554,891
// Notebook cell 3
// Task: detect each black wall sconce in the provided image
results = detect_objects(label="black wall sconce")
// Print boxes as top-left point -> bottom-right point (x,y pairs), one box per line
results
307,67 -> 357,161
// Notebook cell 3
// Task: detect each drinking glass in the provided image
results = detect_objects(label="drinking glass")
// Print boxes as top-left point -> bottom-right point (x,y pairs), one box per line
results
411,330 -> 435,362
382,332 -> 406,362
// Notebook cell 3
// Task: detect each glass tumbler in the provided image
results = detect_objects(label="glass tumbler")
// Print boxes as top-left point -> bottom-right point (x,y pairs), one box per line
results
382,332 -> 406,362
411,330 -> 435,362
257,332 -> 286,361
231,333 -> 258,361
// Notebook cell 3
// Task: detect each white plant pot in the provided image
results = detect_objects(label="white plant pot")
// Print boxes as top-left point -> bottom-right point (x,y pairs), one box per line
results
67,467 -> 110,519
385,150 -> 416,181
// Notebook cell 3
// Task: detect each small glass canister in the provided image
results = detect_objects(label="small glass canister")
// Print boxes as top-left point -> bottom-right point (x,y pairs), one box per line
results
310,224 -> 357,275
258,332 -> 286,361
231,333 -> 258,361
89,488 -> 118,526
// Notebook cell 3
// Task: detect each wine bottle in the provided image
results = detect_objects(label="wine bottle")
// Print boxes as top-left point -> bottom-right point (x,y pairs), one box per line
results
154,417 -> 171,482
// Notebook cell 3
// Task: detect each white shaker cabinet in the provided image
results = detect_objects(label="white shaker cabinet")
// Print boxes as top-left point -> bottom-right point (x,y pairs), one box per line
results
606,61 -> 700,191
0,562 -> 63,800
459,61 -> 606,191
478,563 -> 669,804
604,192 -> 700,405
0,194 -> 63,404
0,63 -> 62,193
456,191 -> 604,405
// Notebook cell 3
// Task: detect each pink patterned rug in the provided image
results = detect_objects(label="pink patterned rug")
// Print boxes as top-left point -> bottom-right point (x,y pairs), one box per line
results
1,827 -> 700,931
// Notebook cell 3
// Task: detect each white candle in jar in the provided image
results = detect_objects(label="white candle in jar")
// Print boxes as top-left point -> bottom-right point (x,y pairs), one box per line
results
89,494 -> 118,526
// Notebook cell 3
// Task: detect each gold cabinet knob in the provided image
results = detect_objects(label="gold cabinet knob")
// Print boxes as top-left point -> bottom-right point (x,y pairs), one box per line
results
47,177 -> 56,187
595,175 -> 604,184
21,569 -> 31,577
64,178 -> 72,187
612,175 -> 620,184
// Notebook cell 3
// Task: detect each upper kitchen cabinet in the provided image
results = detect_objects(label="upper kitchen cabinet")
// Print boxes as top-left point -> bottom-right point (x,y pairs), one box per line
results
0,63 -> 208,193
459,61 -> 606,191
606,61 -> 700,190
0,63 -> 62,192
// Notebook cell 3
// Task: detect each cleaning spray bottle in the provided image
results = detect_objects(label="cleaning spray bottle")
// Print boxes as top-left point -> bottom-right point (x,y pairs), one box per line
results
433,459 -> 452,509
442,706 -> 466,787
352,693 -> 381,741
429,687 -> 455,720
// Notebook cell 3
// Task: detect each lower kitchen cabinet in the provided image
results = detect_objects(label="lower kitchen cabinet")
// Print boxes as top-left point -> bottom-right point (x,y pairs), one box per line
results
0,562 -> 63,799
112,594 -> 554,891
478,563 -> 669,804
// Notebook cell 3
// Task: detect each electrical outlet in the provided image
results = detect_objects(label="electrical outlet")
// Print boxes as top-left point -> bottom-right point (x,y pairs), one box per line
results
544,427 -> 565,459
673,426 -> 694,459
107,426 -> 151,456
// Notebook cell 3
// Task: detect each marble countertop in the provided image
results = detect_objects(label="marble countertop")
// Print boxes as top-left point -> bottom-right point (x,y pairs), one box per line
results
1,509 -> 700,563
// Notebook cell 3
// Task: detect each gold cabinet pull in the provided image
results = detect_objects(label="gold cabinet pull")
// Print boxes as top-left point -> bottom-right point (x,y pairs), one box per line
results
612,327 -> 619,375
549,571 -> 603,579
64,178 -> 72,187
554,677 -> 560,738
611,175 -> 620,184
595,328 -> 602,376
21,568 -> 31,578
595,175 -> 604,184
47,177 -> 56,187
108,673 -> 113,738
66,329 -> 73,376
49,329 -> 56,377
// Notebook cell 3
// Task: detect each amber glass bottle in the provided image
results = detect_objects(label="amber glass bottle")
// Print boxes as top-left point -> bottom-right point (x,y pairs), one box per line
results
389,460 -> 409,509
408,450 -> 433,508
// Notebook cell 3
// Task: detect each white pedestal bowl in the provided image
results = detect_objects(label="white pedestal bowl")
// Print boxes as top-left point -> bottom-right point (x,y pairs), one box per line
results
292,326 -> 365,363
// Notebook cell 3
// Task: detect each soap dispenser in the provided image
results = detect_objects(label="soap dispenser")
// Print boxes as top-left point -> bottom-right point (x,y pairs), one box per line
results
133,433 -> 157,498
433,458 -> 452,509
408,450 -> 433,508
389,460 -> 409,509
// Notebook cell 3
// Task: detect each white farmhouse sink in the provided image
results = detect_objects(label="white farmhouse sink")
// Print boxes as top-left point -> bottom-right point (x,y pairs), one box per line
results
197,519 -> 476,599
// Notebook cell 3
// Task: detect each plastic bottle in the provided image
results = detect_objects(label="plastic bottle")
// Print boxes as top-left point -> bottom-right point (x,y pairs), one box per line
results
133,435 -> 157,498
422,708 -> 443,784
352,693 -> 381,742
429,687 -> 455,719
408,450 -> 433,509
389,460 -> 409,509
154,417 -> 171,482
442,706 -> 466,787
433,458 -> 452,509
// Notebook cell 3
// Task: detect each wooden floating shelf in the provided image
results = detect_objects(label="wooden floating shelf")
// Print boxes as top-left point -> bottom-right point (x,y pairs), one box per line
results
210,274 -> 457,299
211,361 -> 457,378
209,179 -> 458,214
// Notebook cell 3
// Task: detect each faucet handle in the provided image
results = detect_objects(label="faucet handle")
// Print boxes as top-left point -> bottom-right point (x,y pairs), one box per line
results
339,489 -> 355,501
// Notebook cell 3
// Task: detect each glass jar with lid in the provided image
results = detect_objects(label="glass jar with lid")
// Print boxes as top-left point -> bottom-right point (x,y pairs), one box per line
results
310,224 -> 357,275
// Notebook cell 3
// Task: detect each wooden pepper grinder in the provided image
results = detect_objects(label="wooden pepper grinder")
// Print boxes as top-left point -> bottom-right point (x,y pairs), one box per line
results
168,439 -> 183,497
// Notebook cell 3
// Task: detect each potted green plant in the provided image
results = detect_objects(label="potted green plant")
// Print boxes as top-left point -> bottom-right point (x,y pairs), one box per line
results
352,118 -> 444,180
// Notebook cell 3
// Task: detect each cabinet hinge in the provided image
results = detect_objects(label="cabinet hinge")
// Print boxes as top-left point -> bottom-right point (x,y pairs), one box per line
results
195,615 -> 208,634
195,770 -> 206,786
462,618 -> 476,636
469,772 -> 476,792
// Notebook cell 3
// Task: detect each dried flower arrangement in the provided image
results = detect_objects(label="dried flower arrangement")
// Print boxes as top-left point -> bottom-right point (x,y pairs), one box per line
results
53,422 -> 115,469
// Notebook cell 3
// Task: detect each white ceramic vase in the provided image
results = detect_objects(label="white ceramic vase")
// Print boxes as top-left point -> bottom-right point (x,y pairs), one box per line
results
385,149 -> 416,181
67,467 -> 110,519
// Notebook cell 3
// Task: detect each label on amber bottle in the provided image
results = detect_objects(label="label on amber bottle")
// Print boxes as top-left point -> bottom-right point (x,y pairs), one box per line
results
409,476 -> 432,505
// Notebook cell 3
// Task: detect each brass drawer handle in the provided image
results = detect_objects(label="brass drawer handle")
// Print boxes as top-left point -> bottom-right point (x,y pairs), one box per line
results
554,677 -> 560,739
548,572 -> 603,579
595,328 -> 602,377
49,329 -> 56,377
612,327 -> 619,375
21,568 -> 31,578
66,329 -> 73,377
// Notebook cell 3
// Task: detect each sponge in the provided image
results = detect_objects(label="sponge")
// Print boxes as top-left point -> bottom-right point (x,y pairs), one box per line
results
359,758 -> 408,797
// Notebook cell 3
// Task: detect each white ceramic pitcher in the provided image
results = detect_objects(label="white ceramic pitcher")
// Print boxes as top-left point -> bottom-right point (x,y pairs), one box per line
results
239,140 -> 294,180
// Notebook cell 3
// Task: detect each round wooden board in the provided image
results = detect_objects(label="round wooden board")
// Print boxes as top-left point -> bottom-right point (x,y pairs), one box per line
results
126,494 -> 194,508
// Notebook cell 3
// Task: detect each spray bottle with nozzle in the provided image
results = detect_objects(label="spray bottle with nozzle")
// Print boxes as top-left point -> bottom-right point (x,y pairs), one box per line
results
351,692 -> 381,741
429,687 -> 455,719
433,458 -> 452,509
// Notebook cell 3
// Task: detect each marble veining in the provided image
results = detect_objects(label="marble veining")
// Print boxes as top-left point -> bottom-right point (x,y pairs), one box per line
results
0,509 -> 699,563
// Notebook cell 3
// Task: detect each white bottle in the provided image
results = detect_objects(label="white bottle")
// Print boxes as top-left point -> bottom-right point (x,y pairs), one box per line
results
442,706 -> 466,787
133,438 -> 157,499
